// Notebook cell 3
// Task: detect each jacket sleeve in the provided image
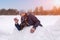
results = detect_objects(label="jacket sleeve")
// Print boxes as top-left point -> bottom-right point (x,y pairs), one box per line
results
21,16 -> 28,25
21,17 -> 25,24
29,14 -> 40,29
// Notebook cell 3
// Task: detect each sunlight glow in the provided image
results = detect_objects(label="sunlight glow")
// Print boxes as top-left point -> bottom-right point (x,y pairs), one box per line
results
38,0 -> 60,10
53,0 -> 60,7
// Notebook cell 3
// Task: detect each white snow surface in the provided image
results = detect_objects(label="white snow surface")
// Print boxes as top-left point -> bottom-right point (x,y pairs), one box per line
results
0,15 -> 60,40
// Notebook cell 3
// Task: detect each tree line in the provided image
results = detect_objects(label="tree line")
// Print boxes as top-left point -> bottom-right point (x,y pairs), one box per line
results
0,9 -> 19,15
0,6 -> 60,15
33,6 -> 60,15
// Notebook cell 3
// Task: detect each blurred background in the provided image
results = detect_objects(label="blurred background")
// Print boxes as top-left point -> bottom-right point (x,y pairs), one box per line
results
0,0 -> 60,15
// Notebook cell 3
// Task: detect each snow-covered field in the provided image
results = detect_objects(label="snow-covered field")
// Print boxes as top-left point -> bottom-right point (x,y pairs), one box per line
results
0,15 -> 60,40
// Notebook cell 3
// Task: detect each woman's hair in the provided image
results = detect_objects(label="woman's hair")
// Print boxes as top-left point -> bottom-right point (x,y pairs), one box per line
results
24,13 -> 27,17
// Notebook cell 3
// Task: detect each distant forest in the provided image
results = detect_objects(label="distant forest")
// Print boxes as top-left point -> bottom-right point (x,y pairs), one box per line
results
0,6 -> 60,15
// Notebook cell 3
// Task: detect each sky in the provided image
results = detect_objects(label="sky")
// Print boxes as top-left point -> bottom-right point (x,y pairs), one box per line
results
0,0 -> 60,11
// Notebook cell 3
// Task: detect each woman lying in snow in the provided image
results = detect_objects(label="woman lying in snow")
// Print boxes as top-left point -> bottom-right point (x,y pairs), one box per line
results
14,11 -> 43,33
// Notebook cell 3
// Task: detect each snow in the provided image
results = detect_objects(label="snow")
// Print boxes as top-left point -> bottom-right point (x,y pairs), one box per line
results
0,15 -> 60,40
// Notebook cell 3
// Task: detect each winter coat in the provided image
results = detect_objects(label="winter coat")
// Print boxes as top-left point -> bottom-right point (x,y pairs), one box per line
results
21,13 -> 42,29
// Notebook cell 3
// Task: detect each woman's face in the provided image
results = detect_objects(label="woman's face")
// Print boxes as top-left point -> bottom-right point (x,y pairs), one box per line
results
20,13 -> 25,17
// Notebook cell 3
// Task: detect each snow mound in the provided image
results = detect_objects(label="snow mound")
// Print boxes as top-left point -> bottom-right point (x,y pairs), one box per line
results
0,15 -> 60,40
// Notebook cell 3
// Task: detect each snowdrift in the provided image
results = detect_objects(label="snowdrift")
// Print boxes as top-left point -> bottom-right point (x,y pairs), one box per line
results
0,15 -> 60,40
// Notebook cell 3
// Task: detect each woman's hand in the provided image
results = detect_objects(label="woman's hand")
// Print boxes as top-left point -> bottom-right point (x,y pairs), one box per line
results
30,27 -> 36,33
14,18 -> 19,24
